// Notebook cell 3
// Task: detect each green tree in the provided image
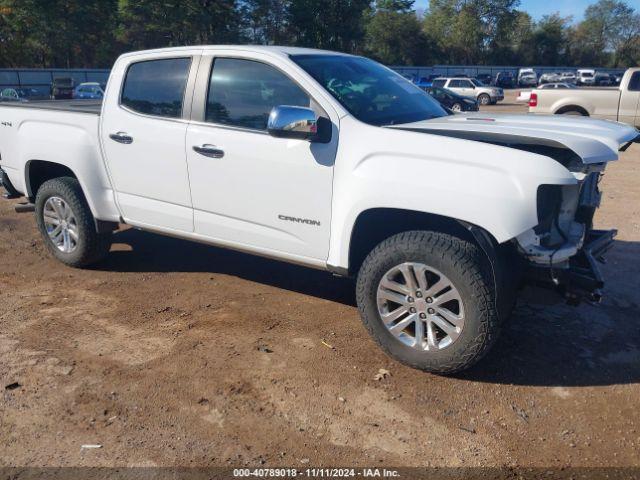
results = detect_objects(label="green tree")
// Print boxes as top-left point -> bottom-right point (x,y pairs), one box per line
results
423,0 -> 483,64
509,11 -> 536,65
0,0 -> 118,68
117,0 -> 244,50
365,0 -> 430,64
244,0 -> 291,44
287,0 -> 370,52
532,13 -> 571,66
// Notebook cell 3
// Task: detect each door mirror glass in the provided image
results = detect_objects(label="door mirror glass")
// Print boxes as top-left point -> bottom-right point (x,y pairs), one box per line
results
267,105 -> 318,141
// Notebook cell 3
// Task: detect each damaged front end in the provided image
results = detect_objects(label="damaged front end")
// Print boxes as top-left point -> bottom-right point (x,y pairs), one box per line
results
516,165 -> 616,304
391,113 -> 639,304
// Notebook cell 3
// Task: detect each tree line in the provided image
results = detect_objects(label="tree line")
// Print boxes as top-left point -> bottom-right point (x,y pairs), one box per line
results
0,0 -> 638,69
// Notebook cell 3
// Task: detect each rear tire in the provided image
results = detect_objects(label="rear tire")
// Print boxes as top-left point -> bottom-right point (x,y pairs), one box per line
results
355,231 -> 500,375
451,102 -> 462,112
35,177 -> 112,268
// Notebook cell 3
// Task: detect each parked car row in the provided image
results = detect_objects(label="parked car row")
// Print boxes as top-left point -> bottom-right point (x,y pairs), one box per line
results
517,68 -> 622,87
0,87 -> 49,102
0,79 -> 105,103
412,72 -> 515,89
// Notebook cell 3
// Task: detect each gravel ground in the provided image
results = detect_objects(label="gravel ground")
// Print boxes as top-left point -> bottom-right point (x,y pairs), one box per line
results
1,91 -> 639,470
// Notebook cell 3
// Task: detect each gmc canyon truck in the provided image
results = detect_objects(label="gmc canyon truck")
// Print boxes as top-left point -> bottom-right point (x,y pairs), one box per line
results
1,47 -> 638,374
529,67 -> 640,127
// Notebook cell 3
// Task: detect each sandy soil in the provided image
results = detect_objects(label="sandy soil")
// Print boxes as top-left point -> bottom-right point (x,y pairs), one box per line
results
1,91 -> 639,469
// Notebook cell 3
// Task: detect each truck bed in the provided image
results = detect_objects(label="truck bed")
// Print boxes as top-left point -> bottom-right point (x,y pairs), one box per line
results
0,99 -> 102,115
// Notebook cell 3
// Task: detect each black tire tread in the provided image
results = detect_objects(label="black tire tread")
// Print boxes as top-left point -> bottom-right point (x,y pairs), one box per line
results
356,230 -> 499,375
35,177 -> 112,267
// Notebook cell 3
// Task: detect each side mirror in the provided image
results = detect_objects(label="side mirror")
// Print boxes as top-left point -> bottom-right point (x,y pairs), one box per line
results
267,106 -> 318,141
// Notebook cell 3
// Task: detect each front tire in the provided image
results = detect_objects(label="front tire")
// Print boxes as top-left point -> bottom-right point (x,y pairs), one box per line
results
356,231 -> 499,374
477,93 -> 491,106
35,177 -> 112,267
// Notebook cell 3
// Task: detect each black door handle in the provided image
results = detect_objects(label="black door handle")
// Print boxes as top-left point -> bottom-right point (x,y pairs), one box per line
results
193,144 -> 225,158
109,132 -> 133,144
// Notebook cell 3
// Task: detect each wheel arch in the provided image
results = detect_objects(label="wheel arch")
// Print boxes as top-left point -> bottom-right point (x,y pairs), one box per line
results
25,159 -> 78,199
343,207 -> 523,321
555,105 -> 590,116
25,160 -> 118,233
345,208 -> 499,277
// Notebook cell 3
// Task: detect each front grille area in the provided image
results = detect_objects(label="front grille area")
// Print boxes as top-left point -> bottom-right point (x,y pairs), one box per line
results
575,172 -> 602,227
535,184 -> 562,237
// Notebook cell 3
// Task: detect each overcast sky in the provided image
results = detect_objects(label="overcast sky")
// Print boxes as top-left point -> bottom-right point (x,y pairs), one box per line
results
413,0 -> 640,22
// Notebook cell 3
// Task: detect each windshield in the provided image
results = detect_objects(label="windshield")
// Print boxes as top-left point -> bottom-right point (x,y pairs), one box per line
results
291,55 -> 447,126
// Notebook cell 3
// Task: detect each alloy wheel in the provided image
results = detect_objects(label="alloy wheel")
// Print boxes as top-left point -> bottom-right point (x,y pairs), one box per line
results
43,196 -> 79,253
376,262 -> 465,351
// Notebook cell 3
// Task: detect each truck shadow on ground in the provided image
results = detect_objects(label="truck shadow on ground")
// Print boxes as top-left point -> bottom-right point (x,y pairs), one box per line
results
100,228 -> 640,388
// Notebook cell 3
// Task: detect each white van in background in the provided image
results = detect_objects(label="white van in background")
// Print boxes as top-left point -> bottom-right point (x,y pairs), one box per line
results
577,69 -> 596,86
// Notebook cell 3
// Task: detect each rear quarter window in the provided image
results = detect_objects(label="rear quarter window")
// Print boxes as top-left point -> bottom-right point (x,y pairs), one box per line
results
628,72 -> 640,92
121,58 -> 191,118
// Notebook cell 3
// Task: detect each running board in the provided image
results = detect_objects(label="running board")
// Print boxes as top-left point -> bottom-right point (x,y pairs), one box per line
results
14,202 -> 35,213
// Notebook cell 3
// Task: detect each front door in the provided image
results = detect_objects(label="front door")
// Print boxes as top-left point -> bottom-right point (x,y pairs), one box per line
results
101,53 -> 200,232
185,55 -> 337,261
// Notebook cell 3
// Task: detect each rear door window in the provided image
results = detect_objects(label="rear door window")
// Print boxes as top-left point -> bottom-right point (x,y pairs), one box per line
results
121,58 -> 191,118
432,79 -> 446,88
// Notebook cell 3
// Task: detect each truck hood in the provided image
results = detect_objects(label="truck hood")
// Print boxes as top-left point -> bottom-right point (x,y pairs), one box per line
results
390,113 -> 639,166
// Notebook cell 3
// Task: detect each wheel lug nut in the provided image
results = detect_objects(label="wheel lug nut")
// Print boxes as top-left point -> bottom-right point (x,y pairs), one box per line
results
410,307 -> 417,313
426,297 -> 433,303
428,308 -> 435,315
416,291 -> 423,298
407,297 -> 414,303
419,313 -> 427,319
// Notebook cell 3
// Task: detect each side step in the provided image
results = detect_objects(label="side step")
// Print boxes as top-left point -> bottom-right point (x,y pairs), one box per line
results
14,203 -> 35,213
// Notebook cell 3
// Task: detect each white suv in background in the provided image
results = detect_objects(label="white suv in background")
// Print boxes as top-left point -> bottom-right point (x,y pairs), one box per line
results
432,77 -> 504,105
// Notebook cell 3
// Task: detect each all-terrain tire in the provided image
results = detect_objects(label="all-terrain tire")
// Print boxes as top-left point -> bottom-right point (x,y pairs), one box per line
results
355,231 -> 500,375
35,177 -> 112,267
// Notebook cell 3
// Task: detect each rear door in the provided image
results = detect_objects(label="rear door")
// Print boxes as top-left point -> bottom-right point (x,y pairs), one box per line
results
184,52 -> 338,261
101,51 -> 201,231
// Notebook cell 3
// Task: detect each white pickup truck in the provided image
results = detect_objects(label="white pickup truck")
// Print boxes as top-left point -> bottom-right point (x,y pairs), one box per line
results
529,67 -> 640,127
1,46 -> 638,374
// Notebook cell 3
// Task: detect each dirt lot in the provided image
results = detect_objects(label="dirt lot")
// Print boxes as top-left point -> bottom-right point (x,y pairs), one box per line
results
1,91 -> 639,470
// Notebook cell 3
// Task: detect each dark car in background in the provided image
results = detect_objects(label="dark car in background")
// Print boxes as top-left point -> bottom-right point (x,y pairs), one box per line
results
475,73 -> 493,85
51,77 -> 75,99
423,86 -> 479,112
493,71 -> 515,88
594,72 -> 614,86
